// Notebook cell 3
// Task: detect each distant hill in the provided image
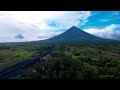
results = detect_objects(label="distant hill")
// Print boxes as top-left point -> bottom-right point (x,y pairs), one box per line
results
39,26 -> 112,43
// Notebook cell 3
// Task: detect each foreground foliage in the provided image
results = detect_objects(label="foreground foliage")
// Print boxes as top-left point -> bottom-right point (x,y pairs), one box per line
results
18,43 -> 120,79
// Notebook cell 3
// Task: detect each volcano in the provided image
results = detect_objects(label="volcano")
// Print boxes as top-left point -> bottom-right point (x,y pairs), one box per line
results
40,26 -> 106,43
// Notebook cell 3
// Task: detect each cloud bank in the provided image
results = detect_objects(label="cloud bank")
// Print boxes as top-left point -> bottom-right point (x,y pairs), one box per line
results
0,11 -> 91,42
84,24 -> 120,40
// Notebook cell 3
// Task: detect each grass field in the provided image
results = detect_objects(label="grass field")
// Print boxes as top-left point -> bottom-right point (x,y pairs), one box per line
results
0,47 -> 36,65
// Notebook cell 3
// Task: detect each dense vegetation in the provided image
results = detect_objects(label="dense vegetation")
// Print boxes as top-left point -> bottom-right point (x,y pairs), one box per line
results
18,42 -> 120,79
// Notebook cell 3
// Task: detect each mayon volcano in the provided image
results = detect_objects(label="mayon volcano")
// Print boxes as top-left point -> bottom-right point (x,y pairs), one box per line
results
39,26 -> 107,43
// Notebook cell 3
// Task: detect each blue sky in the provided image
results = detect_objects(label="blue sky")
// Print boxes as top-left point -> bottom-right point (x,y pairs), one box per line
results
0,11 -> 120,42
79,11 -> 120,29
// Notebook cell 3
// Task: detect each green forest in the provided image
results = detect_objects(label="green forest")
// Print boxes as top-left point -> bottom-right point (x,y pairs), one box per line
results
13,42 -> 120,79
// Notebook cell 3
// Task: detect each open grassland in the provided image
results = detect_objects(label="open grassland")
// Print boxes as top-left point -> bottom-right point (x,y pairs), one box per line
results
0,43 -> 53,66
0,48 -> 36,64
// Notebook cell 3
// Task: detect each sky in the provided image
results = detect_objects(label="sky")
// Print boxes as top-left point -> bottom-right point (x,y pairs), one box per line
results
0,11 -> 120,42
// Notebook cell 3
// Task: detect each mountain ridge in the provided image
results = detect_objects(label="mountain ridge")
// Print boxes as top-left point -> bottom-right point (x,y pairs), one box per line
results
40,26 -> 106,43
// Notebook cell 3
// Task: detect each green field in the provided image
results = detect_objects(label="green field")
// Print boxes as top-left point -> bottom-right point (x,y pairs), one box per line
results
0,43 -> 52,65
0,48 -> 35,64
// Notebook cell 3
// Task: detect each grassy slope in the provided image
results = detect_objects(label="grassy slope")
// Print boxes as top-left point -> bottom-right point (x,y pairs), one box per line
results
0,48 -> 36,65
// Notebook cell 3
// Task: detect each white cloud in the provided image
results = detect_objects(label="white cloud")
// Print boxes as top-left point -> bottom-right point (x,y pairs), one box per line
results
0,11 -> 91,42
84,24 -> 120,40
100,19 -> 110,22
2,11 -> 90,30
